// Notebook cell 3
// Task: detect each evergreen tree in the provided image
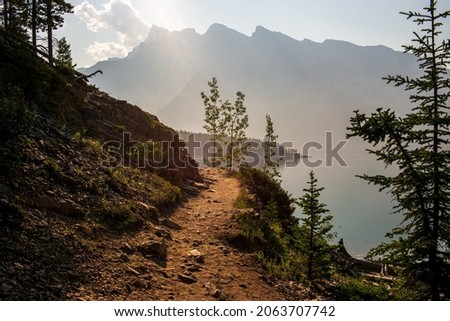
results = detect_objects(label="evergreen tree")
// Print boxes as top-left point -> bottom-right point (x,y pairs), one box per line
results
30,0 -> 38,48
347,0 -> 450,300
1,0 -> 29,36
1,0 -> 8,27
1,1 -> 43,47
55,36 -> 73,68
221,91 -> 249,169
263,113 -> 280,178
1,0 -> 7,27
297,171 -> 335,282
39,0 -> 73,65
201,77 -> 225,167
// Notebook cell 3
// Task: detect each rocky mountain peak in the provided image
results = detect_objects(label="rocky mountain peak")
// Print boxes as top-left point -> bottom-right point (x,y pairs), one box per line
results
144,25 -> 171,43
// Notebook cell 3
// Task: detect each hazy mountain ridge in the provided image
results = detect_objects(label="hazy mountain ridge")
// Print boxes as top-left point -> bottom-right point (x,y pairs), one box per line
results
80,23 -> 419,143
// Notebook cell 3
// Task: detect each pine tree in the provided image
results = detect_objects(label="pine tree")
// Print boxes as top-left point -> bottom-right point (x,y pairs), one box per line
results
221,91 -> 249,169
347,0 -> 450,300
30,0 -> 38,48
39,0 -> 73,65
1,0 -> 29,37
297,171 -> 335,282
1,0 -> 9,27
55,36 -> 73,68
263,113 -> 280,178
201,77 -> 225,167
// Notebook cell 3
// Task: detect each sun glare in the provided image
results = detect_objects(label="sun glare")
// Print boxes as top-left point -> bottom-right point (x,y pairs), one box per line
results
134,0 -> 186,31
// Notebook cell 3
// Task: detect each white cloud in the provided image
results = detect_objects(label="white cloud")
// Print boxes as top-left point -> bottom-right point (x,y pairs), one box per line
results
75,0 -> 149,60
85,41 -> 129,62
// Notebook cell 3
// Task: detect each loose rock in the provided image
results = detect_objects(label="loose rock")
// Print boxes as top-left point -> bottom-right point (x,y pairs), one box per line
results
35,196 -> 59,210
187,249 -> 205,263
178,274 -> 197,284
1,284 -> 13,296
162,219 -> 182,230
137,242 -> 168,258
126,266 -> 140,276
120,243 -> 135,254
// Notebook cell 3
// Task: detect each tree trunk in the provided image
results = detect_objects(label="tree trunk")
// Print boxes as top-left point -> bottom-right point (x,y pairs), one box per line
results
429,4 -> 440,301
212,131 -> 216,168
46,1 -> 52,65
31,0 -> 36,47
2,0 -> 8,27
47,26 -> 52,64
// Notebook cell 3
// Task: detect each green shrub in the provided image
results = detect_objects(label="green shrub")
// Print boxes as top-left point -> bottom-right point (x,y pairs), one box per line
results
257,252 -> 305,282
235,188 -> 254,209
43,158 -> 62,178
99,200 -> 144,231
237,166 -> 295,220
234,170 -> 307,281
333,277 -> 391,301
231,211 -> 265,248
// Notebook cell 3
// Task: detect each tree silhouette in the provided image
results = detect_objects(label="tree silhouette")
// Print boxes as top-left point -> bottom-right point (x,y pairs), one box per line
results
297,171 -> 335,282
55,36 -> 73,68
263,113 -> 280,178
39,0 -> 73,65
347,0 -> 450,300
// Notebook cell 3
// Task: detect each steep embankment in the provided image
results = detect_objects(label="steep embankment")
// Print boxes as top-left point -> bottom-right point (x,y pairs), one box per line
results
0,106 -> 184,300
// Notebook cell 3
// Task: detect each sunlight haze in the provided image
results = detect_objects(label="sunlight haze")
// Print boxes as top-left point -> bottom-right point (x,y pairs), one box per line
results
61,0 -> 445,67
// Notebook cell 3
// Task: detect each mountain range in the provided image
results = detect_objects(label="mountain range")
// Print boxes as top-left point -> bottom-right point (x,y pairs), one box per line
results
80,23 -> 419,145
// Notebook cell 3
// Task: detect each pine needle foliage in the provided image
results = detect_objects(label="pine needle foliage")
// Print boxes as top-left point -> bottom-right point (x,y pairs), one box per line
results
347,0 -> 450,300
297,171 -> 335,282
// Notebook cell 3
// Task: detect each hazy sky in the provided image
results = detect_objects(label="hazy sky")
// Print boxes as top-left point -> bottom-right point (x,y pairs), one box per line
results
60,0 -> 449,67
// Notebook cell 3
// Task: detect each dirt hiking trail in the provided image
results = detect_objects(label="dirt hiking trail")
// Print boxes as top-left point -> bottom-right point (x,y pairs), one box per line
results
154,167 -> 284,300
67,168 -> 312,301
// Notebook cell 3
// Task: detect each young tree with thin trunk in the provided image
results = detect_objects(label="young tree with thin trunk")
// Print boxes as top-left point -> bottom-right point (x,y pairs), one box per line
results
1,0 -> 9,27
201,77 -> 224,167
347,0 -> 450,300
263,113 -> 280,178
30,0 -> 37,47
297,171 -> 335,282
39,0 -> 73,65
221,91 -> 249,169
201,77 -> 249,169
55,36 -> 73,68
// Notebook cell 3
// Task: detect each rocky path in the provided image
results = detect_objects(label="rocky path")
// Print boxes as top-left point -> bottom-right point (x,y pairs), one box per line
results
66,168 -> 287,301
151,167 -> 284,301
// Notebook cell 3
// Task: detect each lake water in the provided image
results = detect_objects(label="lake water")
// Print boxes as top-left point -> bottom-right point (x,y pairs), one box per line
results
279,152 -> 401,259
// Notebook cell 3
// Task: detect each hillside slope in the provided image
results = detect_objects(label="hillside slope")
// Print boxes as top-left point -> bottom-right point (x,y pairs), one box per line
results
0,29 -> 199,300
